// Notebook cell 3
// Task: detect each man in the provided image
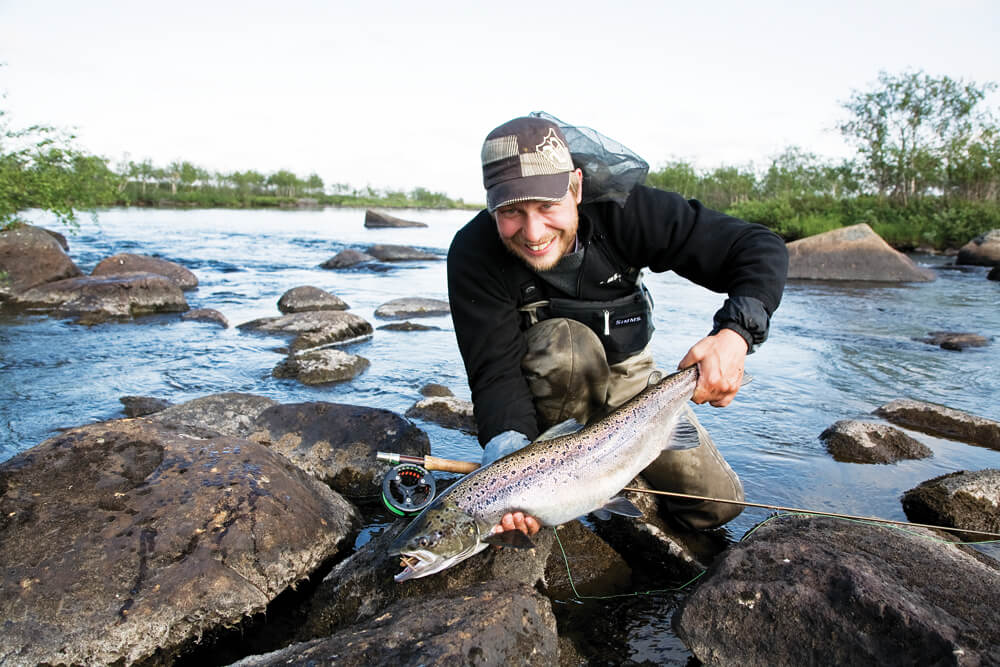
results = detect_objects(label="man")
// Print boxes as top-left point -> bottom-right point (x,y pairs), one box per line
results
447,116 -> 788,537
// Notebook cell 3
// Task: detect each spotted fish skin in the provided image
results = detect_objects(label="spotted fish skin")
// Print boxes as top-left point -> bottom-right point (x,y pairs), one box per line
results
389,366 -> 699,581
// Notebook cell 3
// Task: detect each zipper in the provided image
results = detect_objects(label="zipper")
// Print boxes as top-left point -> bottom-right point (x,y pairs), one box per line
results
603,310 -> 610,336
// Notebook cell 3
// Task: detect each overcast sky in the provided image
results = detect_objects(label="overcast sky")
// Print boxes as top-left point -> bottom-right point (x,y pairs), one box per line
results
2,0 -> 998,203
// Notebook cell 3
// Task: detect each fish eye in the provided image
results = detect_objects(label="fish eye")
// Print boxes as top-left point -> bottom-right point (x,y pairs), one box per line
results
418,536 -> 428,547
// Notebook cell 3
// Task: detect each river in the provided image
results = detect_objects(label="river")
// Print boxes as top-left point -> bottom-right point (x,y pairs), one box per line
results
2,206 -> 999,663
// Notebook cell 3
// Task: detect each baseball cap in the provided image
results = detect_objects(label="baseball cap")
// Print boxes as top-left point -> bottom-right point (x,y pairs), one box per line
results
481,116 -> 575,212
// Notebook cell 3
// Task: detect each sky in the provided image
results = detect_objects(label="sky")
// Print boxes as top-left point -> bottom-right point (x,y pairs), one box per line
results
2,0 -> 998,204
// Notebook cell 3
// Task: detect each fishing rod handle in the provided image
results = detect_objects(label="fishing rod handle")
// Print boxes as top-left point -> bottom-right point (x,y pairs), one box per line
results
423,455 -> 480,474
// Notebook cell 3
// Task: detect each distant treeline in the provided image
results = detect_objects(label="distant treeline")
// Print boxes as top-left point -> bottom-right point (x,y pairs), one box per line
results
3,70 -> 998,248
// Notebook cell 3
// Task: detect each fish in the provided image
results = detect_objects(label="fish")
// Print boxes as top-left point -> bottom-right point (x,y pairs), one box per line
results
388,365 -> 706,582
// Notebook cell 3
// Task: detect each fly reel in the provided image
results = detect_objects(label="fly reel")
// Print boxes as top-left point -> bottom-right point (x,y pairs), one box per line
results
381,463 -> 436,517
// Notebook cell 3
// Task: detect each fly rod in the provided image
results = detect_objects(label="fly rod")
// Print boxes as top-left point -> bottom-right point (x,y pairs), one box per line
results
376,451 -> 1000,539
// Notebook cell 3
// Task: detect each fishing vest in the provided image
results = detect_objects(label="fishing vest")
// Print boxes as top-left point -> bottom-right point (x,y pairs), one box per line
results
508,218 -> 655,365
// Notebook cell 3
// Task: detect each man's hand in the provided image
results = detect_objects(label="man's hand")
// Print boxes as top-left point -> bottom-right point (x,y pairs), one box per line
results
677,328 -> 749,407
491,511 -> 541,539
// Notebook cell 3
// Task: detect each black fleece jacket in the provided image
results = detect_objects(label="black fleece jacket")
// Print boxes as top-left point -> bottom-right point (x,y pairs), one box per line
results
447,185 -> 788,446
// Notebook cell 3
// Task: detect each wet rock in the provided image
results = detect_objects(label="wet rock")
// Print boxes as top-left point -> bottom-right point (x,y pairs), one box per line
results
119,395 -> 173,417
319,248 -> 377,269
0,418 -> 360,667
0,223 -> 83,299
874,398 -> 1000,450
296,519 -> 556,641
377,320 -> 441,331
956,229 -> 1000,266
233,582 -> 557,667
989,265 -> 999,281
273,348 -> 370,385
363,209 -> 428,228
92,252 -> 199,290
820,419 -> 933,463
238,310 -> 373,351
277,286 -> 348,313
246,402 -> 430,498
149,392 -> 279,438
405,395 -> 476,433
41,226 -> 69,251
916,331 -> 990,350
420,383 -> 453,397
182,307 -> 229,327
7,273 -> 188,324
786,223 -> 935,282
373,297 -> 450,319
366,244 -> 440,261
903,469 -> 1000,535
675,515 -> 1000,667
542,521 -> 632,600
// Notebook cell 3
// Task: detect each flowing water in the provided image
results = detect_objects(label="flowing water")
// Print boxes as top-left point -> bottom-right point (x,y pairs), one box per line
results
2,207 -> 999,663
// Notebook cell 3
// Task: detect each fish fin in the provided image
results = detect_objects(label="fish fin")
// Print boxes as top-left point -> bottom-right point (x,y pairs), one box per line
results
663,405 -> 713,452
535,417 -> 584,442
646,370 -> 663,388
591,508 -> 612,520
741,374 -> 753,387
602,496 -> 643,518
483,530 -> 536,550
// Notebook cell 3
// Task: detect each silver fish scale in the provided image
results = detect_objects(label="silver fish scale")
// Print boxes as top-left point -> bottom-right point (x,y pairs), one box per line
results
444,367 -> 698,526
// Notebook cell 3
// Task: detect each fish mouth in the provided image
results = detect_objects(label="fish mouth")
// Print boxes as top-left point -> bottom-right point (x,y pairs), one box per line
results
393,549 -> 449,582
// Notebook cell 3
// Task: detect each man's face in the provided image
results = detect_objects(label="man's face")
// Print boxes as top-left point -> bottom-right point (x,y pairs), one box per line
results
494,170 -> 583,272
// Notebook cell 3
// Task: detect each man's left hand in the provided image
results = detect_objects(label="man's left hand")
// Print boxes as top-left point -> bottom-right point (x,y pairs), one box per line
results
677,329 -> 749,407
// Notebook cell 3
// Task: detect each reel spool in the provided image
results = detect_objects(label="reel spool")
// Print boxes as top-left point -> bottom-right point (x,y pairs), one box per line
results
381,463 -> 436,516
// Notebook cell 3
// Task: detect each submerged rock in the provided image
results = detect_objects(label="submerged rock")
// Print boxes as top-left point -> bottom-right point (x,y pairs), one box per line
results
786,223 -> 935,282
119,395 -> 173,417
320,248 -> 378,269
373,297 -> 450,319
0,418 -> 359,667
273,348 -> 370,385
91,252 -> 199,290
277,285 -> 348,313
916,331 -> 991,350
363,209 -> 428,228
874,399 -> 1000,450
675,515 -> 1000,666
956,229 -> 1000,266
820,419 -> 933,463
377,321 -> 441,331
366,244 -> 440,262
903,469 -> 1000,535
182,307 -> 229,327
0,223 -> 82,299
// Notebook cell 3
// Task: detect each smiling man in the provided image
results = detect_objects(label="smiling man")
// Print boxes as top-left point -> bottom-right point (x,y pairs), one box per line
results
447,116 -> 788,536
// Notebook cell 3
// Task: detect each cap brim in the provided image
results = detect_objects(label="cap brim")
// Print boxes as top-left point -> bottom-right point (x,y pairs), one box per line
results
487,172 -> 570,212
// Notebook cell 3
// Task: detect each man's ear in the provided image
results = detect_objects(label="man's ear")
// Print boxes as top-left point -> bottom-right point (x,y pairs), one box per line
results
573,168 -> 583,204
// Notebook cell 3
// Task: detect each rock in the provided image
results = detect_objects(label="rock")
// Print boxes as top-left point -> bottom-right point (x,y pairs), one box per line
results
246,402 -> 430,497
675,515 -> 1000,666
373,297 -> 450,320
0,223 -> 82,298
0,418 -> 360,667
366,244 -> 440,262
277,286 -> 348,313
119,395 -> 173,417
874,399 -> 1000,450
238,311 -> 374,352
542,521 -> 632,600
319,249 -> 378,269
181,307 -> 229,327
915,331 -> 990,350
786,223 -> 935,282
232,582 -> 557,667
273,349 -> 370,385
956,229 -> 1000,266
91,252 -> 199,290
820,419 -> 933,463
377,321 -> 441,331
40,227 -> 69,251
405,395 -> 476,433
363,209 -> 429,228
903,469 -> 1000,534
149,392 -> 279,438
989,265 -> 999,281
296,519 -> 557,641
7,273 -> 188,324
420,383 -> 453,397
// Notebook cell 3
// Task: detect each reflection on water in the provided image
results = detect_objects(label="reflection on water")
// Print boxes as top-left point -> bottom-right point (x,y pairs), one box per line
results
2,207 -> 999,660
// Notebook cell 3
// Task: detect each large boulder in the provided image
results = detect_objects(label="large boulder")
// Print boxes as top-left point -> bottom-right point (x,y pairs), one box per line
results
819,419 -> 933,463
363,209 -> 429,228
956,229 -> 1000,266
246,402 -> 430,498
149,392 -> 279,438
903,469 -> 1000,534
91,252 -> 199,290
675,515 -> 1000,666
0,418 -> 360,667
405,395 -> 477,433
6,273 -> 188,324
786,223 -> 935,282
0,223 -> 82,299
874,399 -> 1000,451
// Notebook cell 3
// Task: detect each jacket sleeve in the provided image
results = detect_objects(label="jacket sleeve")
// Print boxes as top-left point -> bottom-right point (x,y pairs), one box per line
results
447,214 -> 540,445
604,186 -> 788,348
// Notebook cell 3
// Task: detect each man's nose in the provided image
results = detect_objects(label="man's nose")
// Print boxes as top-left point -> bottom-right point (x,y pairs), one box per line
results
522,210 -> 547,241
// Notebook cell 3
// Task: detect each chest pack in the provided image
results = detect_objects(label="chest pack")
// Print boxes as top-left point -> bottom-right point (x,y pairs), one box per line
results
512,228 -> 654,365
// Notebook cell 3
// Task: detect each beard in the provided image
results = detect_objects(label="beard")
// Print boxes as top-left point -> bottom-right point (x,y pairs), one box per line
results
499,219 -> 578,273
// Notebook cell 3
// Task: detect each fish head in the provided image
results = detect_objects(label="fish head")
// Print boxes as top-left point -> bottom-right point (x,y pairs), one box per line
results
387,499 -> 490,582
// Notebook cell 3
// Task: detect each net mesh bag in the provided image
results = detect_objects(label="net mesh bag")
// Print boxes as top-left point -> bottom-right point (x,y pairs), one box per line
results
529,111 -> 649,207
